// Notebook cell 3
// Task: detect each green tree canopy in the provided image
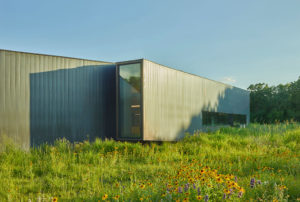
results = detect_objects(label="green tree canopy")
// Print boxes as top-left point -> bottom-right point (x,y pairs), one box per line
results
247,77 -> 300,123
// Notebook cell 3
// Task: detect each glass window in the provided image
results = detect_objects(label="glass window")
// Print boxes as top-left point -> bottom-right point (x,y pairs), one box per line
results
202,111 -> 246,126
118,63 -> 142,139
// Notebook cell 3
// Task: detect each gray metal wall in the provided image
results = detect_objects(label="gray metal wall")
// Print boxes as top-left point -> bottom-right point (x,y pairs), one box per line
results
0,50 -> 115,149
142,59 -> 250,141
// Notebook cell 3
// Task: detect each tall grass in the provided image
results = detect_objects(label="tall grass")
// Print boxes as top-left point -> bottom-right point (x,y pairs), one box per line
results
0,123 -> 299,201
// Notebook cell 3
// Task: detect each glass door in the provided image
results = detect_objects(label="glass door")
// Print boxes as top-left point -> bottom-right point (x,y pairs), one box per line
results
117,63 -> 142,139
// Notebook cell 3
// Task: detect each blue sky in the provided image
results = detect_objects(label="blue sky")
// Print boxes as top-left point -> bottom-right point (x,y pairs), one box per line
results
1,0 -> 300,89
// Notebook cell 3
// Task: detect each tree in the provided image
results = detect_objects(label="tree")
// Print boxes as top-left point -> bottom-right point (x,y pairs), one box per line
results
247,77 -> 300,123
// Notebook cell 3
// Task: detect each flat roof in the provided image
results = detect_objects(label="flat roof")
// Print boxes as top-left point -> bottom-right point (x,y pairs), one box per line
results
117,58 -> 248,91
1,49 -> 247,91
0,49 -> 112,64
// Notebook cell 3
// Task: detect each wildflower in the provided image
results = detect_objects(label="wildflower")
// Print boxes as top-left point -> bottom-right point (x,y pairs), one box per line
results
204,195 -> 209,202
193,183 -> 196,189
224,189 -> 230,194
183,198 -> 189,202
196,195 -> 203,200
216,177 -> 223,183
102,194 -> 108,200
184,183 -> 189,192
113,195 -> 120,200
223,193 -> 226,200
115,183 -> 119,188
257,180 -> 262,185
52,197 -> 58,202
200,169 -> 206,174
197,187 -> 201,195
238,187 -> 245,193
279,185 -> 287,190
178,187 -> 183,193
234,176 -> 238,182
238,191 -> 243,198
140,184 -> 145,189
161,193 -> 166,197
250,178 -> 255,188
139,198 -> 143,201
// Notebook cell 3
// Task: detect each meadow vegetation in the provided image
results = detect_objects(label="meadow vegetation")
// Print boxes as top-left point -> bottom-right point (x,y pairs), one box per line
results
0,123 -> 299,201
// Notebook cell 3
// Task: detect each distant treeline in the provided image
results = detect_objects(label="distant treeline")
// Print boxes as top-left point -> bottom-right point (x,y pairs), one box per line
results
248,76 -> 300,123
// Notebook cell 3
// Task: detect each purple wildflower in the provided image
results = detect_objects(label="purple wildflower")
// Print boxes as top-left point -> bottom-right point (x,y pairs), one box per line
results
257,180 -> 262,185
178,187 -> 183,193
223,193 -> 226,200
184,183 -> 189,192
193,183 -> 196,189
250,178 -> 255,188
197,187 -> 201,195
238,191 -> 243,198
204,195 -> 209,202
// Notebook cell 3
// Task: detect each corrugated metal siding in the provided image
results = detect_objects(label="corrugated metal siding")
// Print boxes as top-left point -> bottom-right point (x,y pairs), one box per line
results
143,60 -> 250,141
0,50 -> 115,149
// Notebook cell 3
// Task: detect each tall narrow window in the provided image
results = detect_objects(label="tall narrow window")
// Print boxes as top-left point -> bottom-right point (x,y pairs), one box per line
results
118,63 -> 142,139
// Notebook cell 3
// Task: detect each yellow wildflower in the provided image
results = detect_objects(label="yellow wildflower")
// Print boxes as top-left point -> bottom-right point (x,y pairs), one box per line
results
224,189 -> 231,194
102,194 -> 108,200
216,177 -> 223,183
183,198 -> 189,202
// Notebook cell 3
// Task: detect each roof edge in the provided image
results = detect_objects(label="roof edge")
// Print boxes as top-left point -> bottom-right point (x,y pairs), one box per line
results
143,59 -> 248,92
0,49 -> 112,64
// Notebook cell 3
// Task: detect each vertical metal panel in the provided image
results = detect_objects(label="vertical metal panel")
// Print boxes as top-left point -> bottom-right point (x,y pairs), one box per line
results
0,50 -> 115,149
143,60 -> 250,141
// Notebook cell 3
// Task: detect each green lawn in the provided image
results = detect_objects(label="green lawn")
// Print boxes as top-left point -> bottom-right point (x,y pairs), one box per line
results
0,123 -> 299,201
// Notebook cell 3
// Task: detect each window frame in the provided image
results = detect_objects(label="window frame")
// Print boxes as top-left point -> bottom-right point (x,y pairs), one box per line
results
116,60 -> 144,141
202,111 -> 247,126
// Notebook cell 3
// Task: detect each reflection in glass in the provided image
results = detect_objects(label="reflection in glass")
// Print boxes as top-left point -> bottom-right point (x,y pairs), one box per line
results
202,111 -> 246,126
118,63 -> 142,139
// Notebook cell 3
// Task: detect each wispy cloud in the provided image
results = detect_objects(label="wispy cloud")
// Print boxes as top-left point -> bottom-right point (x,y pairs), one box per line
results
221,76 -> 236,85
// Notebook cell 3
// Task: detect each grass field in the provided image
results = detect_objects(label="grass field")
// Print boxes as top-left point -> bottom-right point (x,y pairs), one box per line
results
0,123 -> 299,201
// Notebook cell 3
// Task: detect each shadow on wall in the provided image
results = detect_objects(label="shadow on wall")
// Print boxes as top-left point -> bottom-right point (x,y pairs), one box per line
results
178,86 -> 249,138
30,64 -> 116,147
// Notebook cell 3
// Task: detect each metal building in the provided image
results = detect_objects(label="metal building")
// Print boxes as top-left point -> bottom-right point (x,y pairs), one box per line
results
0,50 -> 250,149
116,59 -> 250,141
0,49 -> 115,149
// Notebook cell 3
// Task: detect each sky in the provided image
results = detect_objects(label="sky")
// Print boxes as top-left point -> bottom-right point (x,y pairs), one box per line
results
1,0 -> 300,89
